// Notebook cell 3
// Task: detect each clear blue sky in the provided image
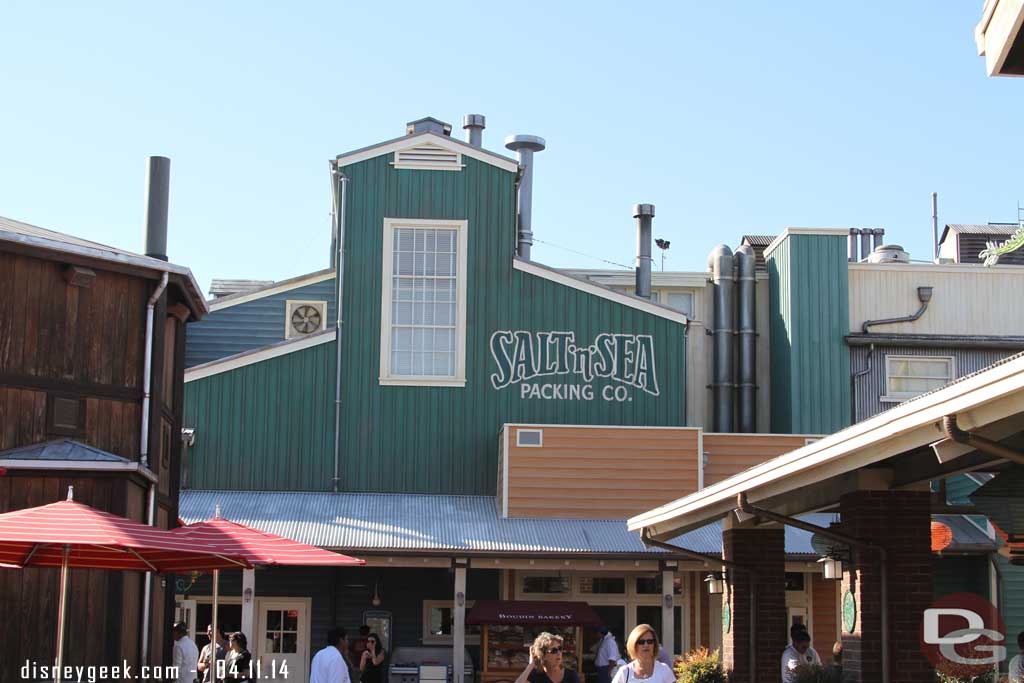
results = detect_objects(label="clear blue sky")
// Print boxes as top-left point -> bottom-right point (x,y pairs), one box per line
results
2,2 -> 1022,292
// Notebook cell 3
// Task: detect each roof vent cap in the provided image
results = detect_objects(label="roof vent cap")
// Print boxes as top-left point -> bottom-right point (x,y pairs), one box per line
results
867,244 -> 910,264
406,117 -> 453,137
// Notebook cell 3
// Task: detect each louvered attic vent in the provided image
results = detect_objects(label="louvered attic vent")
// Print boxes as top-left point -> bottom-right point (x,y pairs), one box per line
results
393,143 -> 463,171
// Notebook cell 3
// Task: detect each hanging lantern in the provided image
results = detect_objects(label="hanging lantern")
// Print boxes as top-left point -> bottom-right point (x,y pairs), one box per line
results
704,572 -> 725,595
818,555 -> 842,580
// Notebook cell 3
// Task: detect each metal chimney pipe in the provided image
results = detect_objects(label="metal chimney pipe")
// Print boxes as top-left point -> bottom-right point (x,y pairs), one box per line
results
932,192 -> 939,262
735,245 -> 757,433
872,228 -> 885,251
633,204 -> 655,299
505,135 -> 546,260
144,156 -> 170,261
708,245 -> 736,432
848,228 -> 861,262
859,229 -> 872,261
463,114 -> 485,148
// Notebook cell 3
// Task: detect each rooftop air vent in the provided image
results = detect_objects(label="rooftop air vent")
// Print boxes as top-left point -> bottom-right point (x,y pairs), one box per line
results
867,244 -> 910,264
393,143 -> 462,171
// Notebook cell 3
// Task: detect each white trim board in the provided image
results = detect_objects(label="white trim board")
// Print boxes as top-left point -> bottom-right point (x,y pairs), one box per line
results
848,262 -> 1024,274
562,269 -> 710,289
764,228 -> 852,259
207,271 -> 335,311
0,459 -> 158,482
514,259 -> 689,324
335,132 -> 519,174
185,330 -> 336,382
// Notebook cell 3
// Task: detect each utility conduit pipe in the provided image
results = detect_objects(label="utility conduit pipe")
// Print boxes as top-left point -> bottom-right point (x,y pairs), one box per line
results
735,493 -> 889,683
641,529 -> 755,683
943,414 -> 1024,464
330,165 -> 348,492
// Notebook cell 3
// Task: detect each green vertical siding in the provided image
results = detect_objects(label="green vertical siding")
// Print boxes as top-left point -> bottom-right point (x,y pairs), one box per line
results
767,233 -> 851,433
184,342 -> 336,490
1000,556 -> 1024,654
933,556 -> 989,599
335,154 -> 687,495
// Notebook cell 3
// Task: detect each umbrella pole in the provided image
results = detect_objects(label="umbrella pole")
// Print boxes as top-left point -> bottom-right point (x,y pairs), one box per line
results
54,544 -> 70,683
211,569 -> 219,681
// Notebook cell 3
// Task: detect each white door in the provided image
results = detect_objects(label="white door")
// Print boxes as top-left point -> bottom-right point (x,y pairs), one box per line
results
255,598 -> 311,683
175,598 -> 197,639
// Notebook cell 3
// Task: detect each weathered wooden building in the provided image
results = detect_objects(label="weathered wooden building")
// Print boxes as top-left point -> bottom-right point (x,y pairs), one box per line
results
0,161 -> 207,681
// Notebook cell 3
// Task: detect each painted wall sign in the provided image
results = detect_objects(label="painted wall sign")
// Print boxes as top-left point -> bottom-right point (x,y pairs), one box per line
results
489,330 -> 659,401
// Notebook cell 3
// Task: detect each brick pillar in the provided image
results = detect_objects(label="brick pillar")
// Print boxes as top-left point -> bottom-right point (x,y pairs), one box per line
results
722,519 -> 786,683
839,490 -> 934,683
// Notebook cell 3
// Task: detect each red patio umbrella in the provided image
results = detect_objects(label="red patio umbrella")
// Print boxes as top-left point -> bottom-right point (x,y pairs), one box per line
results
171,509 -> 363,674
0,486 -> 251,681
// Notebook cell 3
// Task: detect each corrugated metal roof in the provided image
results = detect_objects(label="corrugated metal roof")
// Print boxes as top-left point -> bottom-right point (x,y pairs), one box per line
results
740,235 -> 776,247
209,279 -> 275,297
0,439 -> 130,463
934,514 -> 999,553
945,223 -> 1018,236
179,491 -> 827,557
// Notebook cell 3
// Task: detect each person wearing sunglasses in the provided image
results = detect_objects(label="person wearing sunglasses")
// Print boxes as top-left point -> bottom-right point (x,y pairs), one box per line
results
610,625 -> 674,683
359,633 -> 387,683
515,632 -> 579,683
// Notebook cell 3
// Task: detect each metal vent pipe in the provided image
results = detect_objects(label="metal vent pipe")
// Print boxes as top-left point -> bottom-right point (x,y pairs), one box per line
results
859,229 -> 872,261
848,228 -> 860,262
144,156 -> 170,261
505,135 -> 546,260
708,245 -> 736,432
872,228 -> 885,251
735,245 -> 757,432
463,114 -> 485,148
633,204 -> 655,299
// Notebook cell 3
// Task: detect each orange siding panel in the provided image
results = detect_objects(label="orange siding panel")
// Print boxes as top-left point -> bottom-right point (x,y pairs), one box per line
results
811,574 -> 839,660
702,433 -> 813,487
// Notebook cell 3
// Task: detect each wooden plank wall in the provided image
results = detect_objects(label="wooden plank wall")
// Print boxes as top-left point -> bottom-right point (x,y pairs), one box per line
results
702,433 -> 813,487
504,425 -> 700,519
810,573 -> 839,660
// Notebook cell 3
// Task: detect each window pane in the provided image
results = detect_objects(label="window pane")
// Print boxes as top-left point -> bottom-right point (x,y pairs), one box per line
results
635,576 -> 661,594
891,377 -> 947,394
579,577 -> 625,594
666,292 -> 693,316
522,576 -> 570,593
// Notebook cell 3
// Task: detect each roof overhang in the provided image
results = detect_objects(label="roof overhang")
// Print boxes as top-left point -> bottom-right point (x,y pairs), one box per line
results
629,353 -> 1024,541
0,459 -> 158,483
334,132 -> 520,174
0,220 -> 208,319
976,0 -> 1024,77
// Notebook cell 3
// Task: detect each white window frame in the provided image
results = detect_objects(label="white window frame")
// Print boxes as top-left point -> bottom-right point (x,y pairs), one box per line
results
379,218 -> 468,387
516,429 -> 544,448
284,300 -> 328,339
422,599 -> 481,645
882,355 -> 955,402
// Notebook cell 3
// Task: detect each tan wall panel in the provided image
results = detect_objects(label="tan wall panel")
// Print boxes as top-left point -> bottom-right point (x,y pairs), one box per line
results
810,574 -> 839,659
848,264 -> 1024,336
702,433 -> 812,487
505,425 -> 700,518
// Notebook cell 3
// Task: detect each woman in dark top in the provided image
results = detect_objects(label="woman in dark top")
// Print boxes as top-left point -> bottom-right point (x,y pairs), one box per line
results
515,633 -> 579,683
359,633 -> 387,683
224,632 -> 252,683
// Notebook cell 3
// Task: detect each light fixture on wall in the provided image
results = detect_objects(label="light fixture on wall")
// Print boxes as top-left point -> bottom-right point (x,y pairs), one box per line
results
456,591 -> 465,607
244,588 -> 253,603
818,554 -> 843,580
704,572 -> 725,595
662,594 -> 673,609
371,579 -> 382,607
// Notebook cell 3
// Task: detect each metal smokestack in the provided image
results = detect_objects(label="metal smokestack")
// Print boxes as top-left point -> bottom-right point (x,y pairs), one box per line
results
144,156 -> 170,261
872,228 -> 885,252
932,192 -> 939,262
505,135 -> 546,260
463,114 -> 485,148
859,229 -> 872,261
735,244 -> 757,433
633,204 -> 655,299
708,245 -> 736,432
848,228 -> 861,262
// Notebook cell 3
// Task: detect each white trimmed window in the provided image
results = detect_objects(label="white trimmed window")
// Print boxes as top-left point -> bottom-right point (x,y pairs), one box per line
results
884,355 -> 955,401
379,218 -> 468,386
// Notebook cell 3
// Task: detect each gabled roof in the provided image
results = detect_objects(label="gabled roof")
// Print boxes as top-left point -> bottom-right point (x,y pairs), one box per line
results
334,131 -> 520,174
940,223 -> 1019,244
0,215 -> 208,318
740,235 -> 776,247
207,268 -> 334,311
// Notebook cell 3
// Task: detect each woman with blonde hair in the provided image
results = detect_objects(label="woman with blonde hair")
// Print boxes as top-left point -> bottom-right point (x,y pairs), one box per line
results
514,632 -> 579,683
610,625 -> 674,683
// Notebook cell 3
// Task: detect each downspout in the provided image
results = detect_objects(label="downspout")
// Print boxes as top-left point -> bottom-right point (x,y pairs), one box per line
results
860,286 -> 932,333
736,493 -> 890,683
850,343 -> 874,424
942,415 -> 1024,464
140,271 -> 168,665
641,530 -> 756,683
330,163 -> 348,492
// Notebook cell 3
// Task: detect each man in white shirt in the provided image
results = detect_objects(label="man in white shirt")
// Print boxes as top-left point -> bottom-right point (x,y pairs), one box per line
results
311,627 -> 351,683
595,628 -> 620,683
1009,631 -> 1024,683
171,622 -> 199,683
780,626 -> 820,683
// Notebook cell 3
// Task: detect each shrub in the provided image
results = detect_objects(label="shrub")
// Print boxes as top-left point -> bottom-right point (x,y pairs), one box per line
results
935,670 -> 998,683
673,648 -> 726,683
790,666 -> 832,683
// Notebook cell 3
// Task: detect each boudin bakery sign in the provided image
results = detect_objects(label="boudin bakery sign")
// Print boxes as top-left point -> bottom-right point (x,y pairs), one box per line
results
489,330 -> 659,402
